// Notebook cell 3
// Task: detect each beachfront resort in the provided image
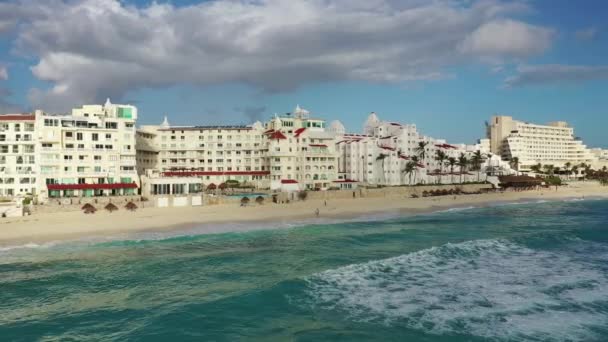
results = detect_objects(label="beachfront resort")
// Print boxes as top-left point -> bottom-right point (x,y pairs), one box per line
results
1,101 -> 607,217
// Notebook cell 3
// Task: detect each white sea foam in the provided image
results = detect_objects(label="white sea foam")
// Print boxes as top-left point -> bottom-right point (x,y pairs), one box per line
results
306,239 -> 608,341
434,206 -> 477,213
0,241 -> 59,253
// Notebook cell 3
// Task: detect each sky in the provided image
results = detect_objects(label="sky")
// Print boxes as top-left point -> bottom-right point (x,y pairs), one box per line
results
0,0 -> 607,147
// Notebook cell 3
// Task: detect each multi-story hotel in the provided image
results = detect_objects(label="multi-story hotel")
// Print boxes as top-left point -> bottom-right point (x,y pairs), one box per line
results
137,117 -> 270,188
0,99 -> 139,203
487,115 -> 597,170
136,105 -> 340,191
0,114 -> 37,198
337,112 -> 512,186
264,106 -> 339,190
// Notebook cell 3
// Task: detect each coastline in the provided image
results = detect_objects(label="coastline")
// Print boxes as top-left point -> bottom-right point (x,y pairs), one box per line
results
1,182 -> 607,247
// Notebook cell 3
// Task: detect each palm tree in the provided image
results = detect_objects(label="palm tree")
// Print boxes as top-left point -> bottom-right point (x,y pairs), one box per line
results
457,153 -> 469,184
415,141 -> 429,164
376,153 -> 388,185
470,151 -> 485,182
410,156 -> 420,184
579,163 -> 590,180
530,163 -> 542,174
447,157 -> 457,184
434,150 -> 447,184
403,161 -> 417,185
543,164 -> 555,176
509,157 -> 520,175
571,165 -> 579,179
563,162 -> 572,180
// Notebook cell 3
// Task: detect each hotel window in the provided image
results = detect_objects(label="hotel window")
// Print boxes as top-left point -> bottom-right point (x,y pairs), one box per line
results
76,132 -> 83,141
92,133 -> 99,141
105,133 -> 112,140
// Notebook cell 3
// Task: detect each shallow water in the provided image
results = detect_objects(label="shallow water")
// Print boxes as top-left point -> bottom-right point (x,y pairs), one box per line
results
1,199 -> 607,341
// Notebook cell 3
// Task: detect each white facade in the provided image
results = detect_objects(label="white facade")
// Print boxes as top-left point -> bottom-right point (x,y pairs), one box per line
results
0,114 -> 37,198
1,99 -> 139,203
264,106 -> 339,191
137,119 -> 269,188
136,105 -> 340,191
590,148 -> 608,160
488,115 -> 597,170
337,113 -> 513,186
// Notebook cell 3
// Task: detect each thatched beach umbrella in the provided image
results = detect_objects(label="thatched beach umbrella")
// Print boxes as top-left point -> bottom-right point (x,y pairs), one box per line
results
240,197 -> 250,206
82,203 -> 95,211
105,203 -> 118,213
125,201 -> 138,211
255,196 -> 265,205
206,183 -> 217,191
82,203 -> 96,214
219,183 -> 227,191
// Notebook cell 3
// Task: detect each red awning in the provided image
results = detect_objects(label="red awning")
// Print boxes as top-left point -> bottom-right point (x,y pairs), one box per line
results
162,171 -> 270,177
281,179 -> 298,184
268,131 -> 287,140
294,128 -> 306,137
333,179 -> 358,183
47,182 -> 138,191
309,144 -> 328,147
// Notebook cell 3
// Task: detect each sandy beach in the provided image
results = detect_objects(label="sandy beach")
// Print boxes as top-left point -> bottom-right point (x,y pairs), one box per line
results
1,182 -> 607,246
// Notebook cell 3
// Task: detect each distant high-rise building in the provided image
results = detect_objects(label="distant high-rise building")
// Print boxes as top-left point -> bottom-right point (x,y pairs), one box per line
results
487,115 -> 597,170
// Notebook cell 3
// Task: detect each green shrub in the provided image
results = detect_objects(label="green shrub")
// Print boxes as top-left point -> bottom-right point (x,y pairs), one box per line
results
545,176 -> 562,186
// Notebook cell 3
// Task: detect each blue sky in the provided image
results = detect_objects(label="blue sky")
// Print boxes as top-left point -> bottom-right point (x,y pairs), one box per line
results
0,0 -> 607,146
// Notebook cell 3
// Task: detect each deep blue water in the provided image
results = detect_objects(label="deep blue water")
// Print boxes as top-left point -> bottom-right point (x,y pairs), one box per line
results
1,199 -> 608,341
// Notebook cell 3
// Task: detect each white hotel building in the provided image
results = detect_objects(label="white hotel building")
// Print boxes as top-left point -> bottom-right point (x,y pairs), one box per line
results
336,112 -> 512,186
0,114 -> 37,198
136,106 -> 340,192
0,99 -> 139,203
488,115 -> 598,170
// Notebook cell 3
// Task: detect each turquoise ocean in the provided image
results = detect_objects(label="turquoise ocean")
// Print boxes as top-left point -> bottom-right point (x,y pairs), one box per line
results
1,199 -> 608,341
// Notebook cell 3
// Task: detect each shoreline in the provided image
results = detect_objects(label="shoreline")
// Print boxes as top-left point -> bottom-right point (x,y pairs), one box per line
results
1,183 -> 607,248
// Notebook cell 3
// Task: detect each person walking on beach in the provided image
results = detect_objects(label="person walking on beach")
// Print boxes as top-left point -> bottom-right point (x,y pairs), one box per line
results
324,200 -> 327,207
315,208 -> 320,217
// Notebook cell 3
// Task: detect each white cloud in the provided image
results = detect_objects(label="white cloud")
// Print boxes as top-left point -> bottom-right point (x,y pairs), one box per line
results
0,66 -> 7,80
504,64 -> 608,87
0,0 -> 554,111
575,27 -> 598,41
459,19 -> 554,59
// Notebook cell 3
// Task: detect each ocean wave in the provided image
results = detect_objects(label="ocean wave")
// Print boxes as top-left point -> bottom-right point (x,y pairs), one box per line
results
0,241 -> 59,253
305,239 -> 608,341
433,206 -> 477,213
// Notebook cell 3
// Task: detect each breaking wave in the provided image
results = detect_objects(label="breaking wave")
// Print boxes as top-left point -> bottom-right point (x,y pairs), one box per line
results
306,238 -> 608,341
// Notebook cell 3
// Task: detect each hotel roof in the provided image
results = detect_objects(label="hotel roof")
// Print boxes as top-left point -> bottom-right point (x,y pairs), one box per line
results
0,114 -> 36,121
158,125 -> 252,131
